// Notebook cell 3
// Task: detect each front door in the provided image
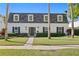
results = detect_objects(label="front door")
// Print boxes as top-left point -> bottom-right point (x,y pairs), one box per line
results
29,27 -> 36,36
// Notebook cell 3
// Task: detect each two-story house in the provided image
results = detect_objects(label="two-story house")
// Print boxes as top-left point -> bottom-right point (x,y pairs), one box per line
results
8,13 -> 69,36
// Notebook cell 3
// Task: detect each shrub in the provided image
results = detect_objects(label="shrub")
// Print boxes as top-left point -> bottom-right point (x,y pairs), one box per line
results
0,28 -> 5,36
36,33 -> 48,37
36,33 -> 65,37
51,33 -> 65,37
8,33 -> 16,36
8,33 -> 28,37
66,29 -> 79,35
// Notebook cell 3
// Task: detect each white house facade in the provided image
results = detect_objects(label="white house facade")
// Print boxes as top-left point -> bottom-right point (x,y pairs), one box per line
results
0,15 -> 5,32
8,13 -> 69,36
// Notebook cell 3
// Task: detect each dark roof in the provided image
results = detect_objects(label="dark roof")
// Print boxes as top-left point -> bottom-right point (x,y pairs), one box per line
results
8,13 -> 68,23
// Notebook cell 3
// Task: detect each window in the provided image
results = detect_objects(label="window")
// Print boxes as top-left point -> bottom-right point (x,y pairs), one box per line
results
13,14 -> 19,22
43,27 -> 48,33
14,27 -> 18,33
12,27 -> 20,33
28,15 -> 33,21
44,15 -> 48,22
25,26 -> 27,30
57,15 -> 63,22
57,27 -> 64,33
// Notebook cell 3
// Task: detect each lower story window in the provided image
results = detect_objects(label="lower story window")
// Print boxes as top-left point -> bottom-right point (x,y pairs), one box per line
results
43,27 -> 48,33
57,27 -> 64,33
12,27 -> 20,33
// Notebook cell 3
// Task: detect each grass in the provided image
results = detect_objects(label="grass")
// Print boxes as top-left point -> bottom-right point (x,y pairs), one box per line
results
33,36 -> 79,45
0,49 -> 79,56
0,37 -> 27,46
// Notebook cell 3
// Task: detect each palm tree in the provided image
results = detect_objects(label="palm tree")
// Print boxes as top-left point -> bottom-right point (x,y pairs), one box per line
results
69,4 -> 74,38
69,4 -> 79,38
5,3 -> 9,40
48,3 -> 51,39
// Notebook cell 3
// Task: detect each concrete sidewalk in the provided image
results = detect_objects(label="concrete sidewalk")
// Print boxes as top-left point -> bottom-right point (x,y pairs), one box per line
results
0,45 -> 79,50
24,37 -> 34,46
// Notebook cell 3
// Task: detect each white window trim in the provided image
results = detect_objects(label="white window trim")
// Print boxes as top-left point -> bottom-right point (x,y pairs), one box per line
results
44,15 -> 48,22
57,15 -> 63,22
28,14 -> 34,21
14,27 -> 19,33
43,27 -> 48,33
13,14 -> 19,22
58,27 -> 62,33
44,27 -> 48,32
57,27 -> 64,33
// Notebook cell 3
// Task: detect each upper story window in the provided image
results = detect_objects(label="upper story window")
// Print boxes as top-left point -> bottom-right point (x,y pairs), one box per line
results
44,15 -> 48,22
57,15 -> 63,22
28,15 -> 34,21
13,14 -> 19,22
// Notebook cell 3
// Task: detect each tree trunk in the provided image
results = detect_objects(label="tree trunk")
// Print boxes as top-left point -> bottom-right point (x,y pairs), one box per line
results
70,4 -> 74,38
5,3 -> 9,40
48,3 -> 51,39
71,19 -> 74,38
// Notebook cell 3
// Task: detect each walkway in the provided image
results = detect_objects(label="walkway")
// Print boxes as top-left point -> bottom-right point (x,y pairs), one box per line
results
24,37 -> 34,46
0,37 -> 79,50
0,45 -> 79,50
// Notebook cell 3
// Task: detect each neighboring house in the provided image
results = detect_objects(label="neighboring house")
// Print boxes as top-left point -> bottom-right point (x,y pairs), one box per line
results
8,13 -> 69,36
0,15 -> 5,32
69,20 -> 79,28
67,13 -> 79,28
66,11 -> 79,29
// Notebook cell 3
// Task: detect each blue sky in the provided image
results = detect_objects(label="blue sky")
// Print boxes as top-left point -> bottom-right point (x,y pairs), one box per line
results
0,3 -> 68,16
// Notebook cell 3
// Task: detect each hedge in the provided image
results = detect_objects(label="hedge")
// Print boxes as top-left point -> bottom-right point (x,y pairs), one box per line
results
8,33 -> 28,37
36,33 -> 65,37
8,33 -> 66,37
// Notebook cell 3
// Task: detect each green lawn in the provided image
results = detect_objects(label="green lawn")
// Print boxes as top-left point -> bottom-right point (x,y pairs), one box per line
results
0,37 -> 27,46
33,36 -> 79,45
0,49 -> 79,56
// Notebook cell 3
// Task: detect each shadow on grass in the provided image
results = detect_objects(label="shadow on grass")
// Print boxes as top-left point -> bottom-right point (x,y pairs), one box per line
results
6,40 -> 23,43
33,44 -> 79,46
0,37 -> 23,43
0,37 -> 11,40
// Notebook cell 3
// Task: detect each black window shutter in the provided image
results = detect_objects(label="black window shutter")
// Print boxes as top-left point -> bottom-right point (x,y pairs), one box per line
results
18,27 -> 20,34
12,27 -> 14,33
43,27 -> 44,33
62,27 -> 64,33
56,27 -> 58,33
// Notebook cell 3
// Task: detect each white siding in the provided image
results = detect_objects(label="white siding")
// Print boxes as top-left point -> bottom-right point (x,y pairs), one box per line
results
51,23 -> 68,34
8,23 -> 68,34
0,17 -> 4,31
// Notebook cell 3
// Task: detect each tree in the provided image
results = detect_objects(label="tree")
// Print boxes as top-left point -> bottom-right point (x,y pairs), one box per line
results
68,4 -> 79,38
48,3 -> 51,39
5,3 -> 9,40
